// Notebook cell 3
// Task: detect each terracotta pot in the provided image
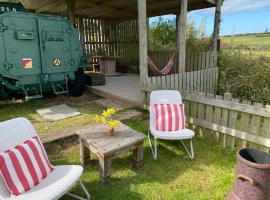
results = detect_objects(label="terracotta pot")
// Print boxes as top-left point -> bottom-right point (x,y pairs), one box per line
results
107,127 -> 115,136
226,148 -> 270,200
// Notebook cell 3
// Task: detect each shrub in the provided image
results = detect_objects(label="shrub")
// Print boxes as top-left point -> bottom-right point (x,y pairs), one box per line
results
218,50 -> 270,104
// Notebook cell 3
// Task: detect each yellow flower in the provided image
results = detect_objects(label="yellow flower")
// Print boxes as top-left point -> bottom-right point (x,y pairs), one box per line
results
94,115 -> 100,122
108,120 -> 119,127
102,110 -> 110,117
100,117 -> 107,124
107,108 -> 116,115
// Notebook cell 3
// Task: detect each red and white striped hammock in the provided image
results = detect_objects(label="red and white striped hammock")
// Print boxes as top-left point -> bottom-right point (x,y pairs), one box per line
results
147,48 -> 176,76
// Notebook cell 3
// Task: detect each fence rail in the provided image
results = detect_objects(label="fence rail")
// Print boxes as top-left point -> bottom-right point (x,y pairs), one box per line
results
184,92 -> 270,151
145,67 -> 218,94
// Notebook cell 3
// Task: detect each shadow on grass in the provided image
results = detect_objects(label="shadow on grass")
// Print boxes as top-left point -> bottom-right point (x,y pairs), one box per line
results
44,117 -> 236,200
48,134 -> 236,200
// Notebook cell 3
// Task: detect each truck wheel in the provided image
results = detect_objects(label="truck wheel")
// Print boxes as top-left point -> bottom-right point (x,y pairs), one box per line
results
0,85 -> 8,99
71,68 -> 86,97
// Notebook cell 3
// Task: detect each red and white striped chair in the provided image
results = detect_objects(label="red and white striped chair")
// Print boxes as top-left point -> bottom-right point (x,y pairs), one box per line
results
0,118 -> 90,200
148,90 -> 195,160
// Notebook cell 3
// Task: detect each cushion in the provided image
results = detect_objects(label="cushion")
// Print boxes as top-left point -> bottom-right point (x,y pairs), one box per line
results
0,136 -> 54,196
154,104 -> 185,131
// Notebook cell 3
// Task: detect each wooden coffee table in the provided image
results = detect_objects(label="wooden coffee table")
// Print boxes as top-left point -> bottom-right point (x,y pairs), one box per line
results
78,122 -> 145,183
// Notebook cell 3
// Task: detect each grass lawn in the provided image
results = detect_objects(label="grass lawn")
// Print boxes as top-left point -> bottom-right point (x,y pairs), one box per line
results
47,119 -> 236,200
0,95 -> 236,199
0,94 -> 104,137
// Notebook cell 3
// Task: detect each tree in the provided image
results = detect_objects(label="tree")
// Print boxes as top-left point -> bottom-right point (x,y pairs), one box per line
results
265,27 -> 269,33
149,17 -> 176,51
148,16 -> 212,51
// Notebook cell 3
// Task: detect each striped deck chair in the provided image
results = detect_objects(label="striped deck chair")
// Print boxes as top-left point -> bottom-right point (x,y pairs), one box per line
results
0,118 -> 90,200
148,90 -> 195,160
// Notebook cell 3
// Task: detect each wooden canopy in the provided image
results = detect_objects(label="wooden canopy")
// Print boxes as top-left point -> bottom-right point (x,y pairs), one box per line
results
5,0 -> 217,18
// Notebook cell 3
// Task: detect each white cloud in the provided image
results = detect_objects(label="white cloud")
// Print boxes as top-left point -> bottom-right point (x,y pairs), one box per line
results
189,0 -> 270,16
222,0 -> 270,13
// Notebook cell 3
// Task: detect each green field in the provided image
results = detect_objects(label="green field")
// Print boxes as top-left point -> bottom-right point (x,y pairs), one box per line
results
221,33 -> 270,57
221,33 -> 270,48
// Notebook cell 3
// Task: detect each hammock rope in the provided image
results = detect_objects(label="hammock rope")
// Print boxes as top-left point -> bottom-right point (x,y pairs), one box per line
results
148,48 -> 176,76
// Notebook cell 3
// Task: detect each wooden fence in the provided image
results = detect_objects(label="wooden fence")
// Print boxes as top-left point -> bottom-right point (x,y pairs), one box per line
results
184,92 -> 270,152
75,16 -> 139,70
148,50 -> 215,75
145,67 -> 218,94
75,16 -> 216,75
142,89 -> 270,152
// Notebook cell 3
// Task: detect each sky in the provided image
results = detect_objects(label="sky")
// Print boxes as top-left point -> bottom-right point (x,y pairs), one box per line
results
189,0 -> 270,36
150,0 -> 270,36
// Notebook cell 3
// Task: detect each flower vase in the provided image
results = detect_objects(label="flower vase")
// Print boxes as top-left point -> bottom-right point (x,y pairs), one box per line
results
107,127 -> 115,136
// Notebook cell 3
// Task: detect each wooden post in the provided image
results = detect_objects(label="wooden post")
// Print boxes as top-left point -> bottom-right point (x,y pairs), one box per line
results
132,141 -> 144,168
176,14 -> 179,71
79,137 -> 91,165
98,156 -> 112,184
213,0 -> 222,63
138,0 -> 148,104
177,0 -> 188,73
66,0 -> 76,23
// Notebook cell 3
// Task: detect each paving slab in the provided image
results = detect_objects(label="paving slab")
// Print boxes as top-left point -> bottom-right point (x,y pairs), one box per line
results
37,104 -> 81,121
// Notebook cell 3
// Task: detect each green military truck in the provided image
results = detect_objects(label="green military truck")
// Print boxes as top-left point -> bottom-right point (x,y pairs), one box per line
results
0,2 -> 87,100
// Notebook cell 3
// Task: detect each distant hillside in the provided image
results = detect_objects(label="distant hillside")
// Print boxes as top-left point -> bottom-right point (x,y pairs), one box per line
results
222,32 -> 270,37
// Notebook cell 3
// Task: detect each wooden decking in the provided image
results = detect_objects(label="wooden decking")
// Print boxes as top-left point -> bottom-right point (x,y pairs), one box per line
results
89,74 -> 141,106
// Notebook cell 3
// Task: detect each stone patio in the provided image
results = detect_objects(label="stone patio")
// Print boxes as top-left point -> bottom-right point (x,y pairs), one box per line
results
90,74 -> 140,106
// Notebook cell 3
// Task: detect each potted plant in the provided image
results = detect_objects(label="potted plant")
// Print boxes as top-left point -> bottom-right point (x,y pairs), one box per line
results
94,107 -> 120,136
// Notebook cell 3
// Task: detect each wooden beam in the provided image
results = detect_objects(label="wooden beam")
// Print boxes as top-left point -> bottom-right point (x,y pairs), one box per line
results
206,0 -> 216,4
20,0 -> 57,10
178,0 -> 188,73
65,0 -> 76,22
213,0 -> 222,51
78,1 -> 136,17
35,0 -> 64,13
138,0 -> 148,104
187,117 -> 270,148
213,0 -> 222,68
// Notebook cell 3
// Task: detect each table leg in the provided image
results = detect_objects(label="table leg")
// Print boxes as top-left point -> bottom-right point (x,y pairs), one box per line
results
133,142 -> 144,168
80,138 -> 91,165
98,157 -> 112,184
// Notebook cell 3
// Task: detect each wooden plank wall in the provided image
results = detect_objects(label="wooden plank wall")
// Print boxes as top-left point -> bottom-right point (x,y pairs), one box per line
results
142,90 -> 270,152
75,16 -> 139,72
145,67 -> 218,94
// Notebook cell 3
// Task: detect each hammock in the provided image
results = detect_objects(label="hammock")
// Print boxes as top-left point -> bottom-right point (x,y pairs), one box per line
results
148,48 -> 176,75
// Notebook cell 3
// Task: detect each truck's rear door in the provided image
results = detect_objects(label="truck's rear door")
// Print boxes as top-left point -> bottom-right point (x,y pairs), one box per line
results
1,15 -> 42,77
38,18 -> 73,75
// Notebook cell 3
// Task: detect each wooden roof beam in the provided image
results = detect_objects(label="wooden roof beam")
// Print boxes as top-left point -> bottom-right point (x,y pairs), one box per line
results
205,0 -> 216,4
35,0 -> 65,13
78,1 -> 136,17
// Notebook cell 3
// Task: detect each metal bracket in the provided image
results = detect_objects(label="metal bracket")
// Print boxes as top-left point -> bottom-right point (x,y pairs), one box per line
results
4,62 -> 13,70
